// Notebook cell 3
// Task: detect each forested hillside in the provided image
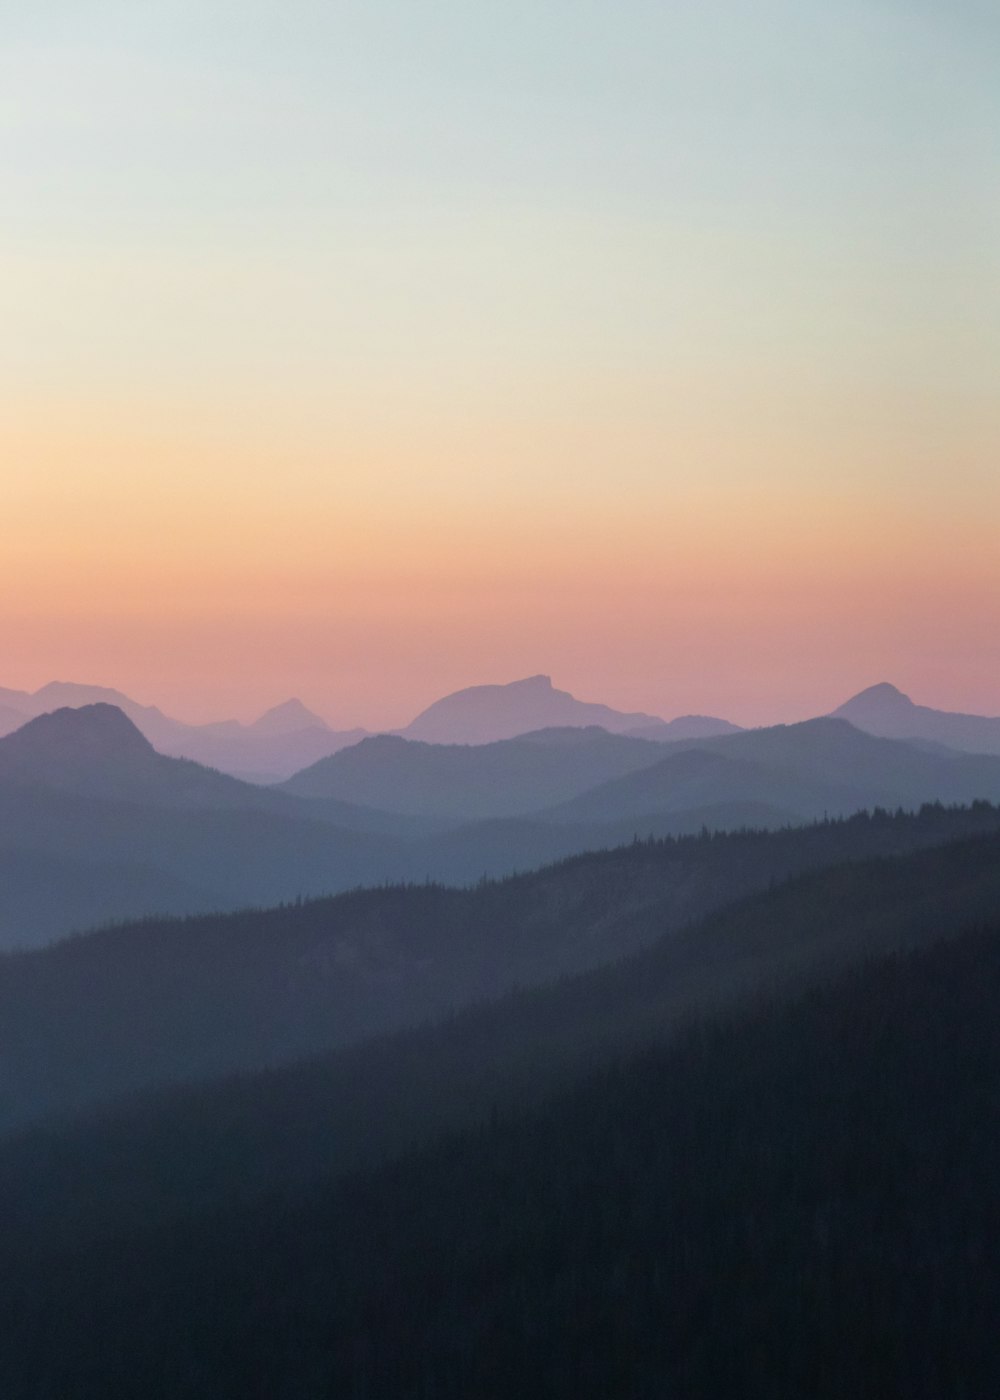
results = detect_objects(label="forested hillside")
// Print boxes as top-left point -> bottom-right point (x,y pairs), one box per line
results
4,919 -> 998,1398
2,815 -> 1000,1264
4,803 -> 1000,1134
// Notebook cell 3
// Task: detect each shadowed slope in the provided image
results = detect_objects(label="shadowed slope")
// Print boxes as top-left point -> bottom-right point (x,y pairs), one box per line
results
2,802 -> 1000,1137
3,875 -> 1000,1398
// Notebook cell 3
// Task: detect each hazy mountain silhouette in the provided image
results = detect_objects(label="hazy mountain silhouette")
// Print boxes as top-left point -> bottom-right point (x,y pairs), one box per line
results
0,705 -> 290,808
543,718 -> 1000,825
0,686 -> 32,712
625,715 -> 743,741
281,726 -> 669,818
250,697 -> 329,734
402,674 -> 665,743
0,707 -> 428,946
0,705 -> 27,739
0,850 -> 220,951
0,681 -> 367,780
28,680 -> 176,735
832,681 -> 1000,754
281,715 -> 1000,829
0,784 -> 411,952
7,705 -> 1000,949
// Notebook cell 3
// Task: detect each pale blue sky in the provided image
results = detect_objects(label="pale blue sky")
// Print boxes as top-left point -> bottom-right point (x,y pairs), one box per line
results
5,2 -> 997,408
2,1 -> 998,723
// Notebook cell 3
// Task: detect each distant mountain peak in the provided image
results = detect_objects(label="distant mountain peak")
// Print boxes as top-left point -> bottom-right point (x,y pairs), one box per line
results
839,683 -> 914,712
829,684 -> 1000,755
403,675 -> 662,745
0,704 -> 154,762
30,680 -> 168,719
252,698 -> 329,734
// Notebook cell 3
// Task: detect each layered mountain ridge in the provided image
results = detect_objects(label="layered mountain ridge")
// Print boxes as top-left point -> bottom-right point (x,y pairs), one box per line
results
3,673 -> 998,776
4,696 -> 1000,951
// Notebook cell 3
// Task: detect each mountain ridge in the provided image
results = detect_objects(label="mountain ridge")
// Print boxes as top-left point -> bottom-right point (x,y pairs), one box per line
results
0,682 -> 364,780
402,674 -> 665,744
831,681 -> 1000,754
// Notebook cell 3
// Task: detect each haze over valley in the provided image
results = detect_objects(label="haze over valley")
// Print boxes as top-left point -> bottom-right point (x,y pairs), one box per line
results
1,674 -> 1000,950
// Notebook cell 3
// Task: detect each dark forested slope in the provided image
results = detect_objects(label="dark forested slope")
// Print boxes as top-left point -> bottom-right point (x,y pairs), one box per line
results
4,803 -> 1000,1134
3,814 -> 1000,1261
4,918 -> 999,1399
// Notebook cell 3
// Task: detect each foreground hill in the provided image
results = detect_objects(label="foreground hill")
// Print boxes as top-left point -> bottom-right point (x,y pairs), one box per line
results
832,681 -> 1000,755
3,820 -> 1000,1261
3,897 -> 999,1396
2,802 -> 999,1136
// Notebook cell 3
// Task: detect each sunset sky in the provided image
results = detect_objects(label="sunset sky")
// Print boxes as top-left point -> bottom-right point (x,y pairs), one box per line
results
3,1 -> 998,728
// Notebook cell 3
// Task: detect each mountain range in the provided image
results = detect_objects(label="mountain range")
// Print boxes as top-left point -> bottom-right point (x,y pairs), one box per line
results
0,674 -> 742,777
4,698 -> 1000,951
283,713 -> 1000,825
2,673 -> 998,779
0,683 -> 366,781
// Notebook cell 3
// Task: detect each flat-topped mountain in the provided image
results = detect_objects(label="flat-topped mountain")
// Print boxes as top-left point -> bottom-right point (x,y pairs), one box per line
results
832,682 -> 1000,755
402,674 -> 665,744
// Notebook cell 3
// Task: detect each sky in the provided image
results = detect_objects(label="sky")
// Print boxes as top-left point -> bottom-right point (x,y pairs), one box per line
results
3,0 -> 998,728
